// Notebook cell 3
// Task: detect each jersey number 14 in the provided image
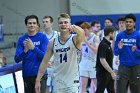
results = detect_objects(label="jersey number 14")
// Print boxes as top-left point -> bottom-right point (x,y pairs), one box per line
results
60,53 -> 67,63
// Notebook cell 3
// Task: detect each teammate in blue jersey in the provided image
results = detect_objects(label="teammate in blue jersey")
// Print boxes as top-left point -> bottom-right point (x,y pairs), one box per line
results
14,15 -> 49,93
114,13 -> 140,93
35,13 -> 85,93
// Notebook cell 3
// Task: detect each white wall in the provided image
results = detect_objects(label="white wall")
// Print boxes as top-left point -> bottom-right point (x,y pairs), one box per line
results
70,0 -> 140,15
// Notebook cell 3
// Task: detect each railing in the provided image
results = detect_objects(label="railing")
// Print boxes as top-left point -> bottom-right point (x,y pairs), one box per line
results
0,62 -> 22,75
0,62 -> 23,93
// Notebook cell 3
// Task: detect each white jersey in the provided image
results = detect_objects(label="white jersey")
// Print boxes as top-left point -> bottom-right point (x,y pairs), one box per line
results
43,31 -> 60,62
114,30 -> 119,41
113,30 -> 120,70
79,33 -> 96,71
100,29 -> 104,40
52,34 -> 80,89
44,31 -> 59,41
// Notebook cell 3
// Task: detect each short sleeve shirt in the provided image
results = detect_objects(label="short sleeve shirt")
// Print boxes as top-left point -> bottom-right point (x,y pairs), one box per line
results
96,37 -> 113,72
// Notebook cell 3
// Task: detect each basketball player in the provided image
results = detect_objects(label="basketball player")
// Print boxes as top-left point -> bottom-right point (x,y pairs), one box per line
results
43,15 -> 59,41
35,13 -> 85,93
42,15 -> 59,93
79,22 -> 100,93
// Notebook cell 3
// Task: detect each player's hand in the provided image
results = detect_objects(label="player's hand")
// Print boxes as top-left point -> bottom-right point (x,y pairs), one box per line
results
69,25 -> 83,33
24,38 -> 35,50
23,47 -> 29,53
69,25 -> 74,32
132,45 -> 137,52
111,71 -> 116,80
115,57 -> 119,65
118,40 -> 123,49
23,39 -> 29,53
35,80 -> 41,93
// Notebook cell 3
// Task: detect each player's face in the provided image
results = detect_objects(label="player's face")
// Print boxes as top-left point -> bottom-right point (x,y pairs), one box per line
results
83,28 -> 91,36
92,23 -> 101,32
58,18 -> 71,32
125,18 -> 135,32
105,19 -> 113,27
43,18 -> 53,30
118,21 -> 126,31
26,19 -> 38,32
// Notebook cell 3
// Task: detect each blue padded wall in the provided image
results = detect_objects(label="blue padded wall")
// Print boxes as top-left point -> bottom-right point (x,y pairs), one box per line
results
71,13 -> 140,31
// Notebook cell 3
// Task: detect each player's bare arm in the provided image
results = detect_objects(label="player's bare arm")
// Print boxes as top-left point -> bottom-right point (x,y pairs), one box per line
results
100,58 -> 116,80
72,25 -> 85,49
35,41 -> 53,93
85,35 -> 100,53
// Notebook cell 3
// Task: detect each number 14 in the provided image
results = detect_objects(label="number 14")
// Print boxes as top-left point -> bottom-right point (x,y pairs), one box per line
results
60,53 -> 67,63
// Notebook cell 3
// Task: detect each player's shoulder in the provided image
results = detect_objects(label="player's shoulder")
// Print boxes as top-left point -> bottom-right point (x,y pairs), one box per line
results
35,32 -> 46,37
18,33 -> 28,41
54,30 -> 59,34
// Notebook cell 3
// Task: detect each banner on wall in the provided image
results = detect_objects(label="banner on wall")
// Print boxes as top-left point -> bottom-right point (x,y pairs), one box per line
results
0,16 -> 4,42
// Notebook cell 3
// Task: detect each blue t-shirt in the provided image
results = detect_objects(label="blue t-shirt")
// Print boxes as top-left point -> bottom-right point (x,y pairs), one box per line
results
15,32 -> 49,77
114,30 -> 140,66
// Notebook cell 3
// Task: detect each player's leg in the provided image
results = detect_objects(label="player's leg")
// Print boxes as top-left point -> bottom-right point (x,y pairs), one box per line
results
89,70 -> 97,93
79,70 -> 89,93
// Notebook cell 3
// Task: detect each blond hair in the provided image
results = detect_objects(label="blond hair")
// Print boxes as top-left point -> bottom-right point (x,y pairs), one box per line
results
58,13 -> 70,20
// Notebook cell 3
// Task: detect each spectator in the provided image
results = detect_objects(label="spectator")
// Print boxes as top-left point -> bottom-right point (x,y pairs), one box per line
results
14,15 -> 49,93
